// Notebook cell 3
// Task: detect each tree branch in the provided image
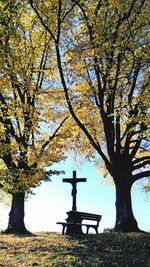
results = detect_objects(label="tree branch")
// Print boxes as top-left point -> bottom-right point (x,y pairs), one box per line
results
0,92 -> 22,144
54,15 -> 110,168
95,0 -> 102,17
29,0 -> 56,41
128,65 -> 140,104
133,156 -> 150,165
133,170 -> 150,182
41,116 -> 69,151
133,160 -> 150,170
62,1 -> 80,21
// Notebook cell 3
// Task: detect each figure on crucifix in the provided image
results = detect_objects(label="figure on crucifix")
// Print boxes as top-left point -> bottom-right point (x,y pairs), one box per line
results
63,170 -> 86,211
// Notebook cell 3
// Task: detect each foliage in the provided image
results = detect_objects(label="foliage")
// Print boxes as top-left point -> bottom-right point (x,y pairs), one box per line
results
0,0 -> 72,194
0,189 -> 10,206
0,232 -> 149,266
29,0 -> 150,184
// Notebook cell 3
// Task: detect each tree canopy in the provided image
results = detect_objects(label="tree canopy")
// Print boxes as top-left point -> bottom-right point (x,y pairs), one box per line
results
0,1 -> 72,195
30,0 -> 150,232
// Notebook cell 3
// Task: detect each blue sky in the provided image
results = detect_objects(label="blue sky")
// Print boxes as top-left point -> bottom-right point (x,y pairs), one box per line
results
0,157 -> 149,233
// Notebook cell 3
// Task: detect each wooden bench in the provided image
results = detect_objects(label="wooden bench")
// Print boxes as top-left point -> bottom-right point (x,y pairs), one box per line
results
57,211 -> 102,235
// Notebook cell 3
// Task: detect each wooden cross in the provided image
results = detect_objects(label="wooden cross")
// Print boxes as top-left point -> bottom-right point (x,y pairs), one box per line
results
63,170 -> 86,211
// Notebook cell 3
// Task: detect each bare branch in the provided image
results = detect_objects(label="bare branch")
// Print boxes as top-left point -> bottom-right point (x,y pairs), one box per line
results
133,170 -> 150,182
133,160 -> 150,170
133,156 -> 150,165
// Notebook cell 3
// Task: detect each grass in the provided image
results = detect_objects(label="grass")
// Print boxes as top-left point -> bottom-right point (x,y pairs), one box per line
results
0,231 -> 149,267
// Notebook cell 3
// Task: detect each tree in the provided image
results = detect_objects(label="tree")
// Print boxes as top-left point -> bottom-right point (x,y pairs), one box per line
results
30,0 -> 150,232
0,0 -> 70,234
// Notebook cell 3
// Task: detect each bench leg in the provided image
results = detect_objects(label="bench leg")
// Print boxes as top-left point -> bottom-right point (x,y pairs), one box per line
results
94,226 -> 99,234
86,226 -> 98,234
62,225 -> 66,235
86,226 -> 89,234
95,228 -> 98,234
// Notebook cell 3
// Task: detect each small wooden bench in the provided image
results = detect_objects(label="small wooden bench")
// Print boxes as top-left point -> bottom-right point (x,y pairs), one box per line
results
57,211 -> 102,235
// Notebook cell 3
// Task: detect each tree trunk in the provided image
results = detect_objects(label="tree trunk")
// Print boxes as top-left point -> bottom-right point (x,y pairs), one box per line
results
114,180 -> 140,232
5,192 -> 29,234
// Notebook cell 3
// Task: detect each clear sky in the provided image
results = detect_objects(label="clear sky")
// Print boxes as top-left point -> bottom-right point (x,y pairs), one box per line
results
0,156 -> 149,233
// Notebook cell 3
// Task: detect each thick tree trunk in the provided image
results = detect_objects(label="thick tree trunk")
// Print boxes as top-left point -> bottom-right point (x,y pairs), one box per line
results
5,192 -> 29,234
114,180 -> 140,232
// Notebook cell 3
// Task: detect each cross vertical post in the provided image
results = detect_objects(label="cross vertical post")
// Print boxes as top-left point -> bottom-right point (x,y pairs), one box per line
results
72,170 -> 77,211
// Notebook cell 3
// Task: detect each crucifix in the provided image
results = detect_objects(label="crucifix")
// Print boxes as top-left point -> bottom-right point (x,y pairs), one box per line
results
63,170 -> 86,211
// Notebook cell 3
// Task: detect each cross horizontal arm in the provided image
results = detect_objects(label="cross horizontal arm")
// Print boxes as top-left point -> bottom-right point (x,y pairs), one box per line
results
63,179 -> 73,183
76,178 -> 86,183
63,178 -> 86,183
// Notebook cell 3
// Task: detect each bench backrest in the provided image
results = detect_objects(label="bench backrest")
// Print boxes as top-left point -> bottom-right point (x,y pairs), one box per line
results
67,211 -> 102,224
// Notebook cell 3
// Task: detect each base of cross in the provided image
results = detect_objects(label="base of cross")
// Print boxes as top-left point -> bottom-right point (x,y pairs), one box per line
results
65,211 -> 83,235
65,224 -> 83,235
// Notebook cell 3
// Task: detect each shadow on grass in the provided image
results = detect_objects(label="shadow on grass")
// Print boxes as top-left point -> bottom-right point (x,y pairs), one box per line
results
0,232 -> 149,266
28,232 -> 150,266
0,230 -> 36,238
55,232 -> 150,266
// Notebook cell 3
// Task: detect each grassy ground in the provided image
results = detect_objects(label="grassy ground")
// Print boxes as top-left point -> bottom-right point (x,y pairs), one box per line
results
0,232 -> 149,267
